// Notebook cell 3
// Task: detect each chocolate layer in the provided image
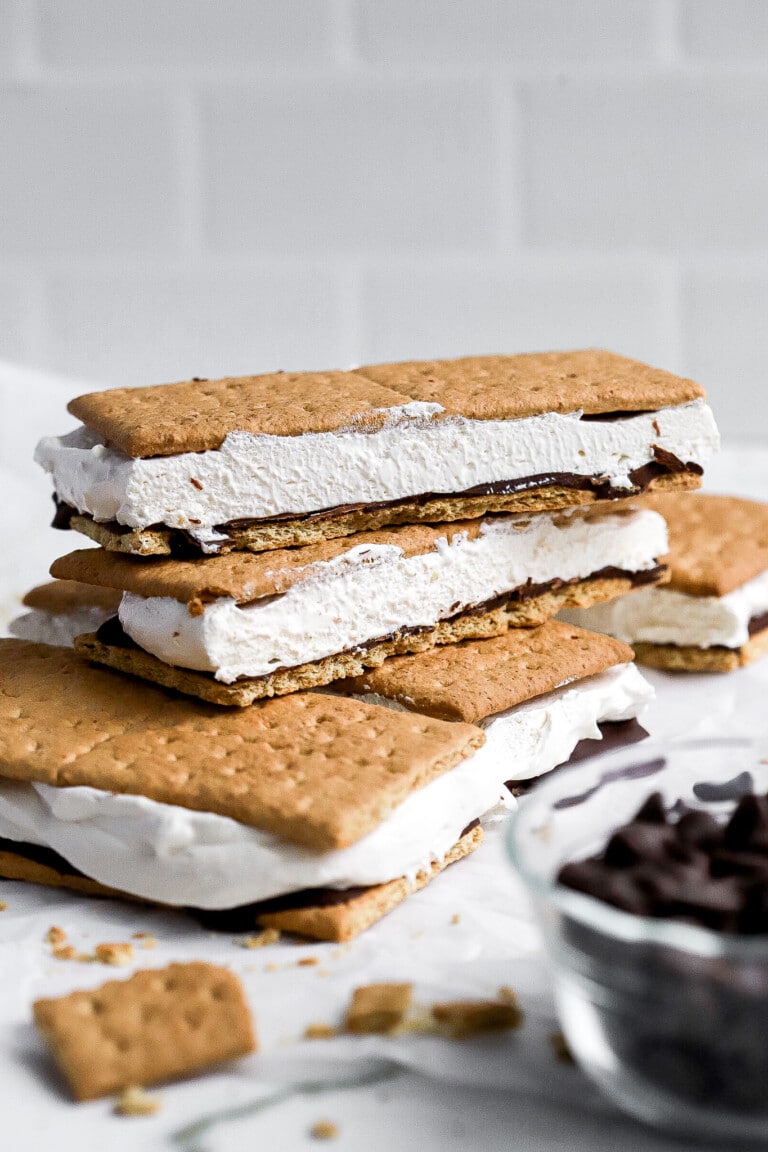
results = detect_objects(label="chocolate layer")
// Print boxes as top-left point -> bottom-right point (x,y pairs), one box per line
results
90,564 -> 666,682
748,610 -> 768,638
51,453 -> 702,554
505,718 -> 649,796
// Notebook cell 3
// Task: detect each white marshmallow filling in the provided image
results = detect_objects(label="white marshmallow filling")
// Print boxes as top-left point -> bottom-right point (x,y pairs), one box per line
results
0,664 -> 652,909
560,567 -> 768,651
116,508 -> 669,683
35,400 -> 719,548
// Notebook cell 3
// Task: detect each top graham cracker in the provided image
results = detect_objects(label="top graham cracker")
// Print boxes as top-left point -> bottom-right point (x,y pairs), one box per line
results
66,351 -> 704,459
339,621 -> 634,723
0,640 -> 483,851
642,492 -> 768,597
50,520 -> 483,609
22,579 -> 122,615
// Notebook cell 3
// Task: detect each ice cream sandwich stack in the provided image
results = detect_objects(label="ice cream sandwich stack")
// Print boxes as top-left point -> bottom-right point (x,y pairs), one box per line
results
0,350 -> 719,938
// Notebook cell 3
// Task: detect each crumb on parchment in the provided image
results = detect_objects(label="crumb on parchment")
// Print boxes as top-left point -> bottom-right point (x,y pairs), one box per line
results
240,928 -> 281,949
310,1120 -> 338,1140
114,1085 -> 162,1116
95,942 -> 135,967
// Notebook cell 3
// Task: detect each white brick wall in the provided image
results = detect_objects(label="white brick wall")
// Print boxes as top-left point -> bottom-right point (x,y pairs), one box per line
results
1,0 -> 767,440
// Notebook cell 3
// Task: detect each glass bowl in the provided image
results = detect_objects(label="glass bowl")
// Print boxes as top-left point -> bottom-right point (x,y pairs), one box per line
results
507,737 -> 768,1143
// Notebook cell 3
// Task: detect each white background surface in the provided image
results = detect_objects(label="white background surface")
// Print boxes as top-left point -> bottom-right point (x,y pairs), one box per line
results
1,363 -> 767,1150
1,1 -> 768,439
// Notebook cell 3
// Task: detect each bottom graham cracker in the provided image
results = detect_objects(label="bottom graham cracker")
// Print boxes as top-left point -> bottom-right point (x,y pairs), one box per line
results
633,625 -> 768,673
73,571 -> 655,706
0,826 -> 483,943
64,469 -> 700,557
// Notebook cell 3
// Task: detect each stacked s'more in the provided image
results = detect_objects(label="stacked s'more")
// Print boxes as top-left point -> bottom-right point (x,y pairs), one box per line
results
0,351 -> 719,940
562,492 -> 768,673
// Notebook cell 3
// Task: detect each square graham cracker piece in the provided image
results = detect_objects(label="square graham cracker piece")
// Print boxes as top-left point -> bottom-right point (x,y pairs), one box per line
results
642,492 -> 768,598
338,620 -> 635,723
68,370 -> 408,458
33,962 -> 256,1101
67,352 -> 703,460
357,350 -> 703,422
22,579 -> 122,616
0,824 -> 484,943
0,640 -> 483,851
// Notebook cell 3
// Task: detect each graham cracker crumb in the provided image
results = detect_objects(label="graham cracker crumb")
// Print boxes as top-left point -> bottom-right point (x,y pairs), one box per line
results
95,942 -> 135,967
51,944 -> 81,962
450,913 -> 461,925
0,901 -> 7,911
431,999 -> 524,1039
46,926 -> 67,947
297,957 -> 319,967
304,1023 -> 336,1041
497,986 -> 518,1005
550,1031 -> 575,1065
344,983 -> 413,1034
264,962 -> 280,972
114,1085 -> 162,1117
132,932 -> 157,949
240,928 -> 281,949
310,1120 -> 338,1140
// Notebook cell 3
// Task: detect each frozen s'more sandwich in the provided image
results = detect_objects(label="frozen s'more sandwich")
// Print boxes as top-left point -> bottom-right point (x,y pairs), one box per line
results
560,493 -> 768,672
35,351 -> 717,557
0,640 -> 520,941
337,621 -> 653,792
49,505 -> 669,704
9,581 -> 121,648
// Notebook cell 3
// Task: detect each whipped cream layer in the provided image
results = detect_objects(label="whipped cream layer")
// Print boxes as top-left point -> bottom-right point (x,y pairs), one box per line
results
35,400 -> 718,547
118,508 -> 668,683
560,568 -> 768,650
9,605 -> 116,649
0,664 -> 651,908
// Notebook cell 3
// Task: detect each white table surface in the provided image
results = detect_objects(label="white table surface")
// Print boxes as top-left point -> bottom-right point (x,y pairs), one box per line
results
0,362 -> 763,1151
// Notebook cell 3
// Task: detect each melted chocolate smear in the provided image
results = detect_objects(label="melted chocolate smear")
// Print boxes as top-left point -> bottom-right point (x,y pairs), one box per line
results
749,610 -> 768,638
580,410 -> 654,422
693,772 -> 754,804
553,757 -> 666,812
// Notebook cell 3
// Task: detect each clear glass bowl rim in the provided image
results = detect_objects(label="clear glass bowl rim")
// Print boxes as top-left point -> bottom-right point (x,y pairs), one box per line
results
506,735 -> 768,962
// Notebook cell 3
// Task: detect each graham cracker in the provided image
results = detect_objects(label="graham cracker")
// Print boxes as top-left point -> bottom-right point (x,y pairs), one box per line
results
430,998 -> 523,1038
51,521 -> 483,610
255,825 -> 483,942
22,579 -> 122,616
632,626 -> 768,673
0,825 -> 483,943
33,962 -> 256,1101
344,983 -> 413,1033
68,371 -> 408,458
357,350 -> 703,421
0,640 -> 482,851
72,571 -> 655,706
642,492 -> 768,597
338,620 -> 634,723
66,352 -> 703,460
65,470 -> 702,557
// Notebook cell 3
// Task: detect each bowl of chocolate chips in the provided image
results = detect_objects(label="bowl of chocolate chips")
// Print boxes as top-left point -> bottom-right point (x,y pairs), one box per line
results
508,738 -> 768,1142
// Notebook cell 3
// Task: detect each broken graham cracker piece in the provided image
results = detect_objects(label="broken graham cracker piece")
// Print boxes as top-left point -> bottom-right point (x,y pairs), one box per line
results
239,928 -> 280,949
0,640 -> 483,852
642,492 -> 768,598
358,350 -> 703,421
339,620 -> 634,723
344,983 -> 413,1034
94,942 -> 135,967
310,1120 -> 339,1140
431,998 -> 523,1039
33,961 -> 256,1102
